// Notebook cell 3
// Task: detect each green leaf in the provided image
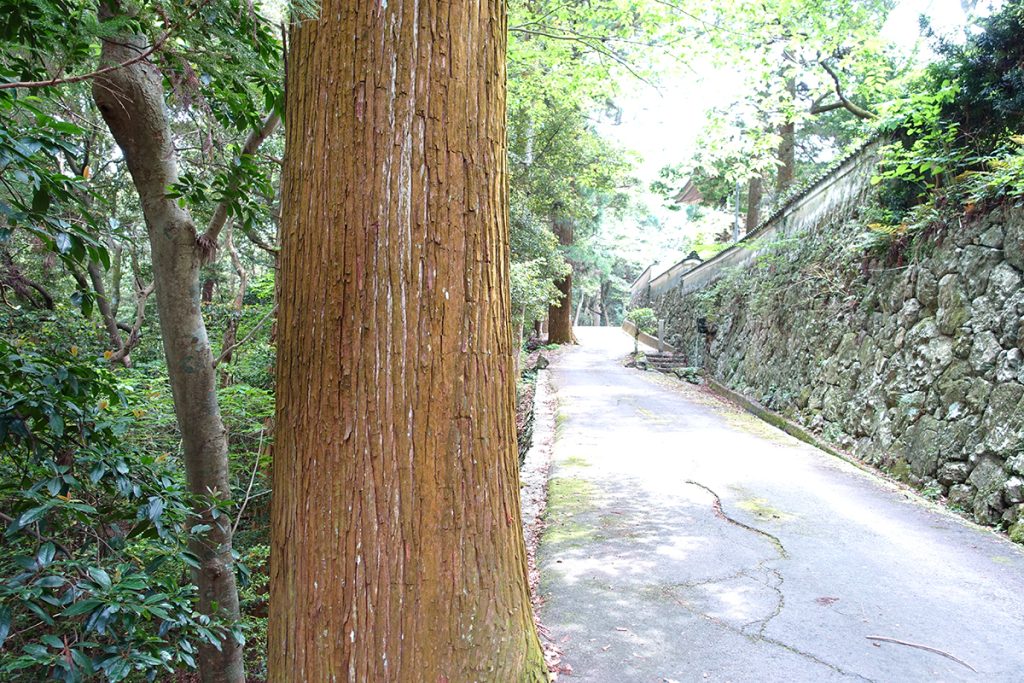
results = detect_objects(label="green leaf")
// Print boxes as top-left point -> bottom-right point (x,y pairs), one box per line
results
41,633 -> 64,648
146,496 -> 165,522
55,232 -> 72,254
0,605 -> 11,648
31,187 -> 51,214
24,642 -> 49,657
18,504 -> 51,527
37,542 -> 56,567
24,599 -> 55,625
35,575 -> 65,589
146,606 -> 171,620
87,567 -> 111,589
103,657 -> 131,682
62,599 -> 103,617
50,121 -> 84,136
48,411 -> 64,437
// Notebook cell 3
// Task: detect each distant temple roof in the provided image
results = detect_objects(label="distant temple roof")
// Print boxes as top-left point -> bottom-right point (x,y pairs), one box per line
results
671,180 -> 703,205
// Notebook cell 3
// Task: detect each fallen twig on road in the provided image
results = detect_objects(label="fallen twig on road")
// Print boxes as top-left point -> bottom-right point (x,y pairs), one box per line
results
866,635 -> 978,673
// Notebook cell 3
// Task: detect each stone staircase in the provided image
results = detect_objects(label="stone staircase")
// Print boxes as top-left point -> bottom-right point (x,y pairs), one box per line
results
633,352 -> 703,384
642,352 -> 689,372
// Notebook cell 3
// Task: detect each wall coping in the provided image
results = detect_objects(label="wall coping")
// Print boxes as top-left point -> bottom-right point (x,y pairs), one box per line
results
637,137 -> 882,302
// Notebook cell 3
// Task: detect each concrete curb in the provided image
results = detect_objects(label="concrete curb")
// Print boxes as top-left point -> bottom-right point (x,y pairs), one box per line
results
703,378 -> 852,464
520,369 -> 555,551
517,369 -> 565,675
701,376 -> 1024,547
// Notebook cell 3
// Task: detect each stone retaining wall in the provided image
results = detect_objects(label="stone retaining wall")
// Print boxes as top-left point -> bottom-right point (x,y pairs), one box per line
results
652,195 -> 1024,538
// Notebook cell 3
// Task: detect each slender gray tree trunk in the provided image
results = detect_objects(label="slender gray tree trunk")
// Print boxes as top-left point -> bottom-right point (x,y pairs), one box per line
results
92,5 -> 244,682
599,280 -> 611,326
85,260 -> 129,365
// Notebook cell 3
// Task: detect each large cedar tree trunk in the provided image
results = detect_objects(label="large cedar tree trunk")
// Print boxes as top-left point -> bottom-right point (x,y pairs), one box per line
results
92,7 -> 244,682
746,176 -> 764,233
269,2 -> 546,680
775,77 -> 797,195
547,216 -> 575,343
776,121 -> 795,194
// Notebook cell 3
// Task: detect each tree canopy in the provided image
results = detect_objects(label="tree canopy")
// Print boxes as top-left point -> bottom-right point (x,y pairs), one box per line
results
1,0 -> 1018,679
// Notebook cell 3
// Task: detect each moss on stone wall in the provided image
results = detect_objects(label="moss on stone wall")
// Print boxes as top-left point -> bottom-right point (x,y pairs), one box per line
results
655,202 -> 1024,540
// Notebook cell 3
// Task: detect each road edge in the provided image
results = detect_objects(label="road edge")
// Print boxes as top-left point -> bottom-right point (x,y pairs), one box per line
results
518,369 -> 564,679
700,376 -> 1023,550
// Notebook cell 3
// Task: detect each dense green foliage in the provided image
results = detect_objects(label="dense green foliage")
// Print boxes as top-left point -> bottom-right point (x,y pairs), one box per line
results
932,2 -> 1024,141
2,0 -> 1017,679
652,0 -> 915,229
506,0 -> 668,331
0,341 -> 227,681
625,307 -> 657,335
867,1 -> 1024,260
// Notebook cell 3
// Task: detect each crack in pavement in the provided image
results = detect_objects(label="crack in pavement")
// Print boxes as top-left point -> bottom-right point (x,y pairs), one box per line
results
661,582 -> 875,683
682,480 -> 789,639
675,481 -> 876,681
746,565 -> 785,639
541,330 -> 1024,682
685,480 -> 789,559
758,632 -> 878,683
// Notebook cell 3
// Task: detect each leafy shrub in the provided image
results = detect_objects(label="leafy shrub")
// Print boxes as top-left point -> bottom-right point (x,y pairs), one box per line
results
932,1 -> 1024,141
870,2 -> 1024,223
960,136 -> 1024,205
857,201 -> 944,265
624,307 -> 657,335
236,544 -> 269,680
0,341 -> 232,682
873,81 -> 960,197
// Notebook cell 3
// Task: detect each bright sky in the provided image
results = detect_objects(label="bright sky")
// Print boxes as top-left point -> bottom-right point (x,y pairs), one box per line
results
599,0 -> 977,196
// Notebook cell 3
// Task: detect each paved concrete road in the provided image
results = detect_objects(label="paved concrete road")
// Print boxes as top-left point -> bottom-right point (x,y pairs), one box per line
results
538,327 -> 1024,682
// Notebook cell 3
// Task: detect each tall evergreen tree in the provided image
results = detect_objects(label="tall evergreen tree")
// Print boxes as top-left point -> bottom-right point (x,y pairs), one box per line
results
269,2 -> 547,679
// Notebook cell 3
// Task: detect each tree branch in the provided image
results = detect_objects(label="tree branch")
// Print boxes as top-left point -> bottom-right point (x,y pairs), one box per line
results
198,110 -> 282,259
243,228 -> 280,256
108,250 -> 154,366
107,279 -> 153,365
819,61 -> 876,120
809,99 -> 847,115
0,511 -> 73,558
1,251 -> 55,309
212,304 -> 276,368
506,27 -> 658,89
0,0 -> 212,92
86,260 -> 127,362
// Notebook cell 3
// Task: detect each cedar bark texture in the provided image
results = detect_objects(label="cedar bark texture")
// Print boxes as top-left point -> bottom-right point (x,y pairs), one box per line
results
776,77 -> 797,195
746,176 -> 763,233
92,5 -> 244,681
547,216 -> 575,344
269,2 -> 547,680
776,119 -> 796,194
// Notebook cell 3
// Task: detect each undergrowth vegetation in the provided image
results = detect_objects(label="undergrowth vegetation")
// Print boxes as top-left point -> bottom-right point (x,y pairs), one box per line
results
0,341 -> 234,681
866,1 -> 1024,261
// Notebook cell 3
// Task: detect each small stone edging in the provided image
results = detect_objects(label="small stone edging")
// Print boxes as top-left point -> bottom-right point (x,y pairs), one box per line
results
704,378 -> 850,462
520,369 -> 555,552
517,369 -> 564,677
